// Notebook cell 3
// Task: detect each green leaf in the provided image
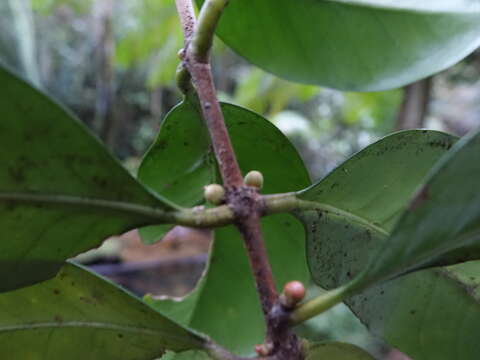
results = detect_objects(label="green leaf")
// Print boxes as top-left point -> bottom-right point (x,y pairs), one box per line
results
305,341 -> 374,360
143,101 -> 311,356
197,0 -> 480,91
349,262 -> 480,360
138,99 -> 310,243
297,130 -> 457,288
359,128 -> 480,287
297,129 -> 480,359
0,262 -> 205,359
138,101 -> 214,244
0,65 -> 177,291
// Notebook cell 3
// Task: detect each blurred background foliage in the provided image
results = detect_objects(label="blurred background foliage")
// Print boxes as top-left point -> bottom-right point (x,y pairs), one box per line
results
7,0 -> 479,180
1,1 -> 480,358
3,0 -> 479,179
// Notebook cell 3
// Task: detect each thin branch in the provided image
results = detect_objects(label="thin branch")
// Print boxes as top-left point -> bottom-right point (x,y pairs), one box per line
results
182,0 -> 243,188
175,2 -> 302,357
190,0 -> 226,63
289,285 -> 353,326
0,190 -> 391,235
263,194 -> 389,237
175,0 -> 196,43
175,1 -> 289,356
0,192 -> 234,228
185,61 -> 243,187
236,211 -> 277,315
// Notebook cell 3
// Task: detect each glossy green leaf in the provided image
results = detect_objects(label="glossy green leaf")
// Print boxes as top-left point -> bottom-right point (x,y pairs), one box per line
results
143,101 -> 311,356
359,128 -> 480,286
0,262 -> 205,359
305,341 -> 374,360
0,65 -> 177,292
297,130 -> 457,288
197,0 -> 480,91
138,100 -> 214,244
349,262 -> 480,360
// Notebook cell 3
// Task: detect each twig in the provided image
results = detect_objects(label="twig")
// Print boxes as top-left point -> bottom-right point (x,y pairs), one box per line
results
178,0 -> 242,187
175,0 -> 196,43
176,0 -> 278,316
174,1 -> 303,358
190,0 -> 226,63
235,208 -> 277,315
289,286 -> 351,326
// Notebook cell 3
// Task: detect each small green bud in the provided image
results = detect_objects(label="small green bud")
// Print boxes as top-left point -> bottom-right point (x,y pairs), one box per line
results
204,184 -> 225,205
244,170 -> 264,189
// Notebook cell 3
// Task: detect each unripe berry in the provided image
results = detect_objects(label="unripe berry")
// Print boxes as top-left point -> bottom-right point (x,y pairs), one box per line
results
279,281 -> 306,309
244,170 -> 264,189
203,184 -> 225,205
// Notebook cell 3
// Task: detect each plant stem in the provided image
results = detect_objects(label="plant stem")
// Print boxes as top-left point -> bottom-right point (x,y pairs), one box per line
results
175,1 -> 297,356
175,0 -> 196,42
0,190 -> 391,236
289,285 -> 352,326
236,211 -> 277,315
190,0 -> 226,62
179,0 -> 242,187
183,0 -> 279,317
0,192 -> 234,228
188,60 -> 244,187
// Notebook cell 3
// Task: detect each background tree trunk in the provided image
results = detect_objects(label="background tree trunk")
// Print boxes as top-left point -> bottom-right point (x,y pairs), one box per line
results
395,77 -> 432,130
93,0 -> 117,149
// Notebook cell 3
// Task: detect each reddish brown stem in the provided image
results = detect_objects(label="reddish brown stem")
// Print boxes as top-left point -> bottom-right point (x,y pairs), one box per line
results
238,215 -> 277,313
228,188 -> 278,315
175,0 -> 277,315
175,0 -> 243,187
185,61 -> 244,187
175,0 -> 196,43
174,1 -> 302,358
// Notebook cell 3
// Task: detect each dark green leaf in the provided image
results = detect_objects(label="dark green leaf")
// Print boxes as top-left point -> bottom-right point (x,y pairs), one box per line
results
350,262 -> 480,360
197,0 -> 480,91
139,102 -> 213,209
143,101 -> 311,356
0,262 -> 205,359
138,101 -> 214,244
297,130 -> 457,288
359,129 -> 480,286
298,129 -> 480,359
0,65 -> 176,291
305,341 -> 374,360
